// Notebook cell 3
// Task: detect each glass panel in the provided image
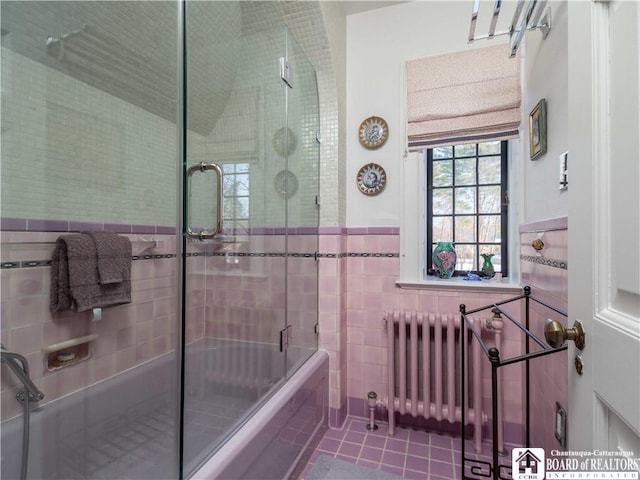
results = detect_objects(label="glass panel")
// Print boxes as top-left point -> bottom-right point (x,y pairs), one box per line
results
454,143 -> 476,157
433,146 -> 453,159
285,29 -> 319,377
432,216 -> 453,242
183,2 -> 288,474
428,142 -> 508,276
235,197 -> 250,219
0,2 -> 180,479
433,160 -> 453,186
223,167 -> 250,222
455,187 -> 476,214
454,158 -> 476,185
479,186 -> 501,213
455,244 -> 477,272
478,141 -> 501,155
234,173 -> 250,197
478,156 -> 501,184
224,162 -> 250,174
433,188 -> 453,215
455,216 -> 476,243
479,215 -> 502,243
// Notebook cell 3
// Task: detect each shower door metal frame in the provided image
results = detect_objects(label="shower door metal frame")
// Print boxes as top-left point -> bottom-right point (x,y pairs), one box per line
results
175,1 -> 187,479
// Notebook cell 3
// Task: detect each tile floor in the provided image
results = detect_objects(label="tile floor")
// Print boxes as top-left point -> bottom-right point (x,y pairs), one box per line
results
297,416 -> 516,480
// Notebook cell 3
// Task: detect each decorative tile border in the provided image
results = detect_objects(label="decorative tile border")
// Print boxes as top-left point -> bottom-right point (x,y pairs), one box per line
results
2,250 -> 401,269
1,218 -> 402,268
131,254 -> 177,261
520,254 -> 567,270
316,252 -> 399,259
1,261 -> 20,269
1,218 -> 400,236
317,253 -> 337,258
192,251 -> 400,259
1,254 -> 177,269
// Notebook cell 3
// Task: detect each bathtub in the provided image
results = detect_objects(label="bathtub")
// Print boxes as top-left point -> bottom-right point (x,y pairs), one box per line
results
0,340 -> 328,480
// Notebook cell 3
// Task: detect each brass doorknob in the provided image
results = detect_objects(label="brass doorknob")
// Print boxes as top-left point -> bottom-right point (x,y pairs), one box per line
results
545,319 -> 585,350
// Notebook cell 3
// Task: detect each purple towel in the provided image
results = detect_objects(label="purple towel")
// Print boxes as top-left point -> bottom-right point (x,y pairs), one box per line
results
85,231 -> 132,284
50,233 -> 132,313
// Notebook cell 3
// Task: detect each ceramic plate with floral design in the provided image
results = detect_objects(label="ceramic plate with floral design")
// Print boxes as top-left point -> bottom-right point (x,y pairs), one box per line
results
274,169 -> 298,199
356,163 -> 386,196
358,116 -> 388,149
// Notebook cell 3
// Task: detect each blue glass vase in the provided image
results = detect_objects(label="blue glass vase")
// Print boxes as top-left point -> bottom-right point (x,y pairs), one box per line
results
432,242 -> 457,279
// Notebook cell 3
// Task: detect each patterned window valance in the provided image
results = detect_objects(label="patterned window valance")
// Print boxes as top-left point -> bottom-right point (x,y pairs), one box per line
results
406,44 -> 521,150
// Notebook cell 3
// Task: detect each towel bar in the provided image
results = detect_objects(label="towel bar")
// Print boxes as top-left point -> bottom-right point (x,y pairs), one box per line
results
2,239 -> 161,255
43,334 -> 99,354
467,0 -> 552,57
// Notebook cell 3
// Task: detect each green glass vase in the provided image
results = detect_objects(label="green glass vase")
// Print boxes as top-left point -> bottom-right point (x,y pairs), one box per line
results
481,253 -> 495,278
432,242 -> 457,279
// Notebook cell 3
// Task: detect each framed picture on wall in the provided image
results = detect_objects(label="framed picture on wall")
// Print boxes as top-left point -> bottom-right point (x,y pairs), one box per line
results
529,99 -> 547,160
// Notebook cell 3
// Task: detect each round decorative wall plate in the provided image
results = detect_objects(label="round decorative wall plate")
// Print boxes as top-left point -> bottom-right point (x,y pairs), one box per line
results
356,163 -> 387,196
274,169 -> 298,199
272,127 -> 297,157
358,116 -> 388,149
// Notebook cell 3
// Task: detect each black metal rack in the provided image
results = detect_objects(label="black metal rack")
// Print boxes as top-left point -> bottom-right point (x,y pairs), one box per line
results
460,286 -> 568,480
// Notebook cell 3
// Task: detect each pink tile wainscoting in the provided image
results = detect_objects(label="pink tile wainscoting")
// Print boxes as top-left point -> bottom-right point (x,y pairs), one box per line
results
318,230 -> 526,447
2,221 -> 567,458
519,217 -> 568,453
1,230 -> 179,421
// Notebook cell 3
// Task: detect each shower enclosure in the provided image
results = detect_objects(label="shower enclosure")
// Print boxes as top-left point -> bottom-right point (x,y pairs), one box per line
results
0,1 -> 321,478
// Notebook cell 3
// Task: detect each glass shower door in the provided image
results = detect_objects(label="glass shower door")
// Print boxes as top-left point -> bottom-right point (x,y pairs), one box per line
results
0,2 -> 181,479
181,2 -> 289,475
284,31 -> 320,377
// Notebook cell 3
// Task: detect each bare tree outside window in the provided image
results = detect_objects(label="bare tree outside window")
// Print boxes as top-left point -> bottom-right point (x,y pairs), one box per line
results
426,141 -> 508,276
223,163 -> 250,233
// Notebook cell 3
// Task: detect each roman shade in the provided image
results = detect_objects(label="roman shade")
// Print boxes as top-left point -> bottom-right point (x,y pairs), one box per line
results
406,44 -> 521,150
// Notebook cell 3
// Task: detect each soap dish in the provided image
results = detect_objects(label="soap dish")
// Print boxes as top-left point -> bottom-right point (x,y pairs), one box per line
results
56,352 -> 76,362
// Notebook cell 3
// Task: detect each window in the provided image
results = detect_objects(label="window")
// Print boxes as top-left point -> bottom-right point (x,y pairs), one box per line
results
426,141 -> 508,277
223,163 -> 250,232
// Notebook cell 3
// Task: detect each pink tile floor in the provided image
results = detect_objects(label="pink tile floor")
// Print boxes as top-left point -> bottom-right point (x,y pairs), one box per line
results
297,416 -> 516,479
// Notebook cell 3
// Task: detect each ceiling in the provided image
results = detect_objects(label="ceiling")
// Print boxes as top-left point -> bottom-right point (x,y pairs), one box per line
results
339,1 -> 521,39
1,1 -> 243,136
340,1 -> 411,16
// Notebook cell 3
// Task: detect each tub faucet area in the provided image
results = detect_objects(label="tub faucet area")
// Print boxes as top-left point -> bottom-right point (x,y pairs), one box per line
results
1,344 -> 44,480
0,345 -> 44,405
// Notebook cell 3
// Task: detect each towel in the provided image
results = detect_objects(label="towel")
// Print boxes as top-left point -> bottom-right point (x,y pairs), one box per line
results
84,231 -> 132,284
50,233 -> 132,313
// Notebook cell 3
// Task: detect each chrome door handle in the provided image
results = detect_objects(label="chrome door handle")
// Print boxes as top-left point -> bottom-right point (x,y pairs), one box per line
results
186,162 -> 223,239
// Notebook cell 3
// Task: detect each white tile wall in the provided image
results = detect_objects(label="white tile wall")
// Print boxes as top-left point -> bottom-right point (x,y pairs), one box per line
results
1,46 -> 178,226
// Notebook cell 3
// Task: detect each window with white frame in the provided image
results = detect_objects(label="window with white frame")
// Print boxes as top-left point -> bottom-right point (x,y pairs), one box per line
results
402,45 -> 521,285
398,140 -> 518,285
222,162 -> 250,232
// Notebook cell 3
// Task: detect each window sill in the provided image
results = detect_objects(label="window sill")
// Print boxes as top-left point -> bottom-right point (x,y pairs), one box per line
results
395,277 -> 522,294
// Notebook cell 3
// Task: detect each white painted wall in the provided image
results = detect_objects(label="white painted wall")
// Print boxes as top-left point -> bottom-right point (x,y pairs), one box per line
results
345,1 -> 568,227
521,1 -> 568,222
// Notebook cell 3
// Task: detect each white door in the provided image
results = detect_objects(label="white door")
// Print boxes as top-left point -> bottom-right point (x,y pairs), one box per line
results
568,0 -> 640,459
